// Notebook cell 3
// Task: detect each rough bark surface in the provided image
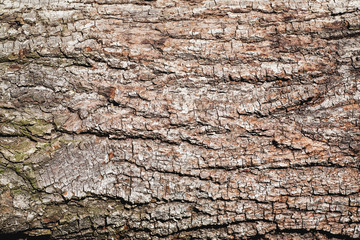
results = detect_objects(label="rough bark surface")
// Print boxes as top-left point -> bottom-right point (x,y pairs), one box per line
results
1,0 -> 360,239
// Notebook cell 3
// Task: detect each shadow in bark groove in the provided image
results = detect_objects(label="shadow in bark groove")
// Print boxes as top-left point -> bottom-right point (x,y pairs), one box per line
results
0,232 -> 51,240
249,229 -> 360,240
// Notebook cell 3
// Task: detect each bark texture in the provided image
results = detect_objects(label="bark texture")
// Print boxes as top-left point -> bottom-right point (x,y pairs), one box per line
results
1,0 -> 360,239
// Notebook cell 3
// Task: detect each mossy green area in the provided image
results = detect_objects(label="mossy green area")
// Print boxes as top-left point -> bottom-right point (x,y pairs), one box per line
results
1,118 -> 53,138
0,149 -> 47,195
0,137 -> 37,163
0,49 -> 40,63
0,108 -> 72,192
4,162 -> 41,191
0,131 -> 81,193
0,108 -> 55,163
0,166 -> 27,191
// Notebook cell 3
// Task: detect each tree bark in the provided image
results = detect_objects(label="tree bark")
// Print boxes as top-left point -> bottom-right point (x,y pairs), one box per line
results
1,0 -> 360,239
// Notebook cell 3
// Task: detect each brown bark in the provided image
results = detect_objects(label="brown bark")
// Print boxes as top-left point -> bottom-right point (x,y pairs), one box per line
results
0,0 -> 360,239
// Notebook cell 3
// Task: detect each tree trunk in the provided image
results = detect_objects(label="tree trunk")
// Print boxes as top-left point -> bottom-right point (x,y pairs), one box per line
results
1,0 -> 360,239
